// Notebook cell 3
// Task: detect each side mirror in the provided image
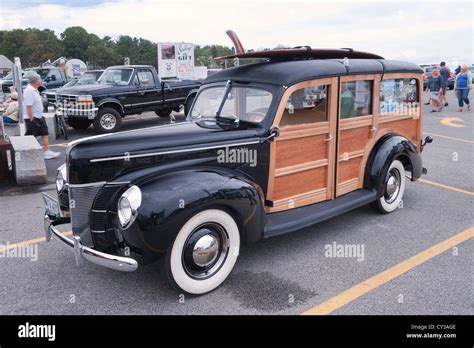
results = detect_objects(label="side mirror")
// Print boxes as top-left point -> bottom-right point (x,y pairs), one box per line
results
420,135 -> 433,152
45,76 -> 51,83
164,83 -> 173,92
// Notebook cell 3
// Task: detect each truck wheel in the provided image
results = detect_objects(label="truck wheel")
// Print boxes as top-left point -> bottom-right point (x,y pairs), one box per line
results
371,160 -> 406,214
94,107 -> 122,133
68,118 -> 92,130
184,95 -> 195,116
164,209 -> 240,295
155,109 -> 172,118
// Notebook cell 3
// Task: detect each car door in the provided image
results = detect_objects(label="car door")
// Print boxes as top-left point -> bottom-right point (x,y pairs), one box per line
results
335,75 -> 376,196
266,78 -> 338,213
131,68 -> 161,110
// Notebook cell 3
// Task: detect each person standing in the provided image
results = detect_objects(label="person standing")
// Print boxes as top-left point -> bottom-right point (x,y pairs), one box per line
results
2,91 -> 19,123
439,62 -> 451,107
23,73 -> 60,159
427,68 -> 445,112
454,65 -> 472,112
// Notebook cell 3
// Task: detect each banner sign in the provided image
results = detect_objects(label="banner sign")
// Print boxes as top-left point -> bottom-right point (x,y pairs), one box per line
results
158,42 -> 194,80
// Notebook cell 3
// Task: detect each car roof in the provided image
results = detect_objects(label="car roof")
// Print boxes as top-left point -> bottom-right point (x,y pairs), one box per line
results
204,59 -> 423,86
106,65 -> 154,69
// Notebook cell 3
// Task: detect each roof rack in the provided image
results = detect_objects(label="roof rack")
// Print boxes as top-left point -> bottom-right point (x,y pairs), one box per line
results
217,30 -> 384,62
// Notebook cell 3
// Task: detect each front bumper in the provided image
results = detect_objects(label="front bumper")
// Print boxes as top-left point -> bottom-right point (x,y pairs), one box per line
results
44,215 -> 138,272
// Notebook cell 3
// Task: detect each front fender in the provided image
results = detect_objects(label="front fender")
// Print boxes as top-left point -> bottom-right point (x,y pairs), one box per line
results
364,135 -> 422,197
120,168 -> 265,260
96,98 -> 124,114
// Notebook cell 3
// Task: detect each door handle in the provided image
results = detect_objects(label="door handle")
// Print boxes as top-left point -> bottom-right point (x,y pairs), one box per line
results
325,135 -> 333,142
370,126 -> 377,133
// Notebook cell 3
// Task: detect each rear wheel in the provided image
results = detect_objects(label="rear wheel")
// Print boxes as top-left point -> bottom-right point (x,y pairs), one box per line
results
164,209 -> 240,295
68,118 -> 92,130
93,107 -> 122,133
371,159 -> 406,214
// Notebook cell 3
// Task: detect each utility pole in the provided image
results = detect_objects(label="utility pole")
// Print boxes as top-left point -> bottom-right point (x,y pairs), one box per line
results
12,57 -> 25,136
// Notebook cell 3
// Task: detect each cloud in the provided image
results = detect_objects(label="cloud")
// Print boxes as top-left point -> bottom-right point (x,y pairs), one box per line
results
1,0 -> 472,65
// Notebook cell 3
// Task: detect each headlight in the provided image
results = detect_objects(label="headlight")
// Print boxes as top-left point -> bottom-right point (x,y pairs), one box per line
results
77,95 -> 93,103
118,185 -> 142,228
56,163 -> 67,193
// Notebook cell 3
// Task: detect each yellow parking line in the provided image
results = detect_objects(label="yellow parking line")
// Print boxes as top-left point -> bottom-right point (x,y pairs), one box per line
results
302,226 -> 474,315
424,132 -> 474,144
418,178 -> 474,196
0,231 -> 72,252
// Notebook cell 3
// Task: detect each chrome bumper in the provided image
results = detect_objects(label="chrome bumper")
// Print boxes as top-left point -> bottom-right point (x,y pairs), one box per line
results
44,215 -> 138,272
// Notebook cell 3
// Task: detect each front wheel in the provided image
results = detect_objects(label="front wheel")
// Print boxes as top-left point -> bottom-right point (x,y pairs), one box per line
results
371,159 -> 406,214
155,109 -> 172,118
164,209 -> 240,295
93,107 -> 122,133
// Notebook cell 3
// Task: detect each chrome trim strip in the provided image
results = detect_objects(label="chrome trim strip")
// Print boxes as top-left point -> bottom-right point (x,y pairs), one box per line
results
44,216 -> 138,272
90,140 -> 261,163
91,210 -> 107,213
68,181 -> 107,188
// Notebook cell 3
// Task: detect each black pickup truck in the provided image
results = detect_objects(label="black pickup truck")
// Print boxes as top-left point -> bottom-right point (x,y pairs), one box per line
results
55,65 -> 201,133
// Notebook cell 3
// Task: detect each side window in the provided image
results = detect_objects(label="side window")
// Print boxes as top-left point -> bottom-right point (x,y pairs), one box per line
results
280,85 -> 328,127
49,70 -> 61,81
136,69 -> 156,86
340,80 -> 372,119
380,78 -> 419,116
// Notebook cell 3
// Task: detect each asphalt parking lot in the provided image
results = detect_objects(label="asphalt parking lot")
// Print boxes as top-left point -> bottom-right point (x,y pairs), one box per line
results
0,90 -> 472,315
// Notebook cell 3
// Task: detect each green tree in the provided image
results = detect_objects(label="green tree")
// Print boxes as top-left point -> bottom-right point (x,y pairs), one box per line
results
60,26 -> 92,61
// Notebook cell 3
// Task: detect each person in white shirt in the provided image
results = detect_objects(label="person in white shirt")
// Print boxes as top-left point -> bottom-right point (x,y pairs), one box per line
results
23,73 -> 60,159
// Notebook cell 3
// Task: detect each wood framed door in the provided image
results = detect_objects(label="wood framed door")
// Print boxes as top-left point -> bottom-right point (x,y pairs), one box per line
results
336,74 -> 378,196
266,78 -> 338,213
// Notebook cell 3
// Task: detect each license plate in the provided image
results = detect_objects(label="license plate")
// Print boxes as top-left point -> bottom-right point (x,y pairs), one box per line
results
42,192 -> 60,219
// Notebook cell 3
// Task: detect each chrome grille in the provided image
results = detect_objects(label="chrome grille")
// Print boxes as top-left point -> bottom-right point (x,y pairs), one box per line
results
68,183 -> 104,247
56,94 -> 77,103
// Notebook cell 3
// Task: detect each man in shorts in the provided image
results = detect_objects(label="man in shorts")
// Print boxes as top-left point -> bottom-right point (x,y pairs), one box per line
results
23,73 -> 60,159
439,62 -> 451,107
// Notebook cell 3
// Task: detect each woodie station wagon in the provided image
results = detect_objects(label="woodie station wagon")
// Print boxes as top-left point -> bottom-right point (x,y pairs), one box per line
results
43,46 -> 432,295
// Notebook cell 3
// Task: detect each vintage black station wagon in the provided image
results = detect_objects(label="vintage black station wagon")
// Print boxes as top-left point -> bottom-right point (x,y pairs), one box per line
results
43,46 -> 432,294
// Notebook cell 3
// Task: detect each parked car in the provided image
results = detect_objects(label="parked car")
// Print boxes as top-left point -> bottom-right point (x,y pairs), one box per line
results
43,47 -> 431,295
0,66 -> 68,94
54,65 -> 201,133
41,70 -> 104,109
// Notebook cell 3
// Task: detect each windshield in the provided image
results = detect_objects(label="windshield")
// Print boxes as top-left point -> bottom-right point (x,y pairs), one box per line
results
33,69 -> 50,80
77,72 -> 101,85
99,69 -> 132,85
190,85 -> 273,123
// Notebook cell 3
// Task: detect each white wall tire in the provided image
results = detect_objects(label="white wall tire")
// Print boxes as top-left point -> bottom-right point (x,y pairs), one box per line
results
371,159 -> 406,214
165,209 -> 240,295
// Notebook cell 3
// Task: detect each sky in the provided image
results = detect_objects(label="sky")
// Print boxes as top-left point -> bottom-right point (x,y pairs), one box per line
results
1,0 -> 473,67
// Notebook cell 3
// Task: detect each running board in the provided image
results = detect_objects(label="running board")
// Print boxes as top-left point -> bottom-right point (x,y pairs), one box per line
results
264,189 -> 377,238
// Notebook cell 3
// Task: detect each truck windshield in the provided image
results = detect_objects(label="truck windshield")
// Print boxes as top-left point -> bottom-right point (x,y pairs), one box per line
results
99,69 -> 133,85
190,85 -> 273,124
77,72 -> 101,85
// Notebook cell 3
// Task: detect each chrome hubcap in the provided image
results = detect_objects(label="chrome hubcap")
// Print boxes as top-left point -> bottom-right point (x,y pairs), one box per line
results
100,114 -> 116,130
192,234 -> 219,267
182,223 -> 229,280
385,169 -> 401,203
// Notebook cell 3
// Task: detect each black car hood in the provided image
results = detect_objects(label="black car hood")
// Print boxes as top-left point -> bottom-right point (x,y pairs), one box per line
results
57,83 -> 120,95
69,121 -> 263,163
